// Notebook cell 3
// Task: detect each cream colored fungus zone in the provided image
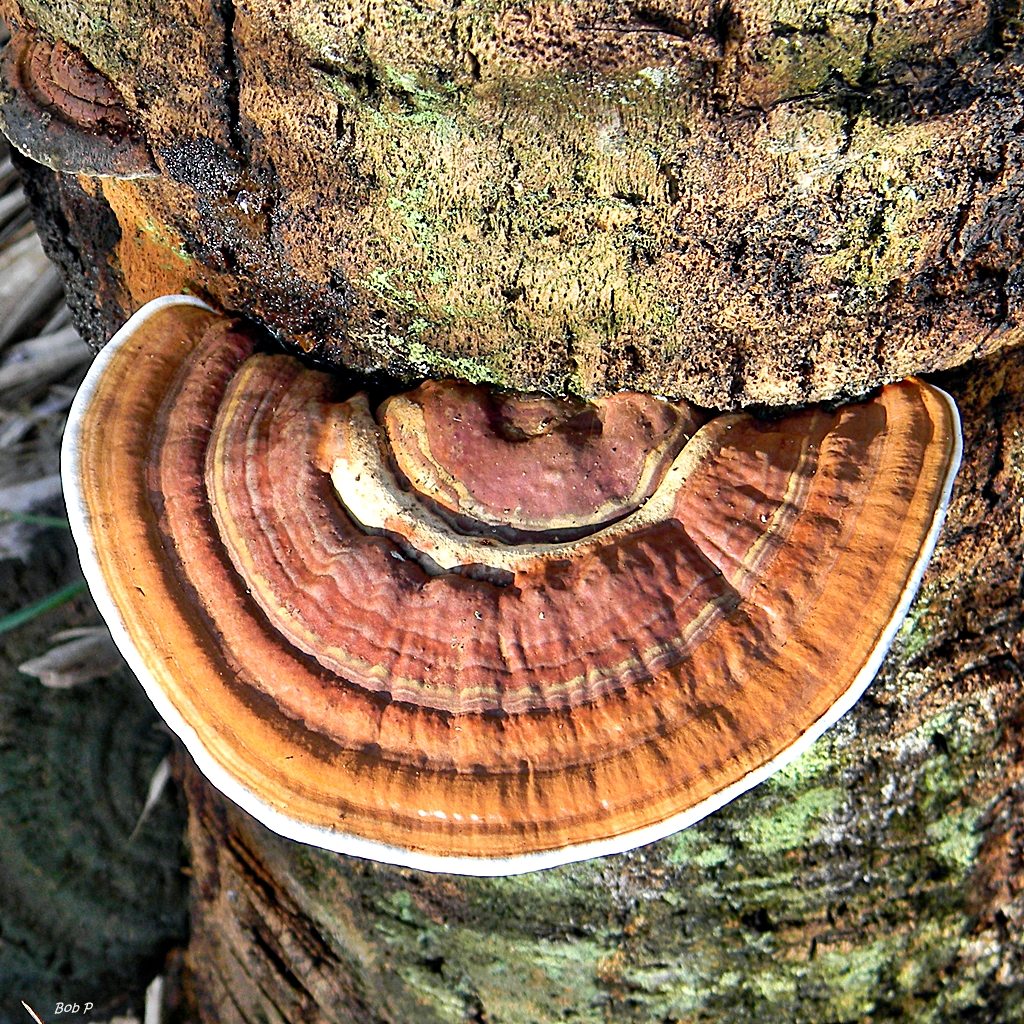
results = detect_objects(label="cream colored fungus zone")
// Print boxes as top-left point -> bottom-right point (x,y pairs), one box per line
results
65,296 -> 962,869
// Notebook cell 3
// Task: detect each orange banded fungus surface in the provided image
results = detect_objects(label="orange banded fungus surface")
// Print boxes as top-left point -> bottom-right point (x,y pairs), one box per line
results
63,296 -> 962,873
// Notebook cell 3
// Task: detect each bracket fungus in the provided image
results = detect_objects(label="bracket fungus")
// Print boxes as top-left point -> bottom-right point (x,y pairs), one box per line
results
0,28 -> 156,178
64,296 -> 962,874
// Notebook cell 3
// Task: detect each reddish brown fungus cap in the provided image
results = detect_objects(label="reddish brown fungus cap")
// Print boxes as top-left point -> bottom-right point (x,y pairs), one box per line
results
380,380 -> 704,533
63,296 -> 962,874
0,28 -> 156,177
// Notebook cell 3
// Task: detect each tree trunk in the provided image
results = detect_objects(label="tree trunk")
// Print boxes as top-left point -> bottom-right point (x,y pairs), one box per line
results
4,0 -> 1024,406
3,0 -> 1024,1019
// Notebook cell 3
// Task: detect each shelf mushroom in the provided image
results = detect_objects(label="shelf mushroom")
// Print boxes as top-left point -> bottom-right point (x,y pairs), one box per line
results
0,27 -> 156,177
63,296 -> 962,874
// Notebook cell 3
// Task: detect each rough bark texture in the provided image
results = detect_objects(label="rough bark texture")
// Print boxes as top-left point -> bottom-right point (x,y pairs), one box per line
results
11,150 -> 126,348
177,345 -> 1024,1024
4,0 -> 1024,405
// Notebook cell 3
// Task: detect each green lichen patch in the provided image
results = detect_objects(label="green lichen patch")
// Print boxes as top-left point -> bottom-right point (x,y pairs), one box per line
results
733,785 -> 848,857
